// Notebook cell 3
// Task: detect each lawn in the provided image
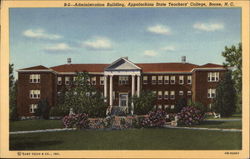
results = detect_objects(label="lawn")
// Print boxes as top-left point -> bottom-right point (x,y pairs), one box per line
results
192,120 -> 242,129
10,128 -> 241,150
10,120 -> 63,132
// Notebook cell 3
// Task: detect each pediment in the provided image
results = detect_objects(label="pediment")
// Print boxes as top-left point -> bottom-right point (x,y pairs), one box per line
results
105,57 -> 141,71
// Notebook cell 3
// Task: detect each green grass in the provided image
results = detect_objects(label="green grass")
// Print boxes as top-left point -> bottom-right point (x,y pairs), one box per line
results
193,120 -> 242,129
10,120 -> 63,132
10,128 -> 241,150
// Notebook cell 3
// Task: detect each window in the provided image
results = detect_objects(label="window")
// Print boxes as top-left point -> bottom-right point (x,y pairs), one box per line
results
29,104 -> 38,113
171,105 -> 175,109
208,72 -> 220,82
30,90 -> 40,99
170,91 -> 175,99
143,76 -> 148,84
179,91 -> 184,96
164,76 -> 169,84
179,76 -> 184,84
208,89 -> 216,98
65,76 -> 70,85
158,76 -> 163,84
29,74 -> 40,83
158,105 -> 162,109
152,76 -> 156,85
100,76 -> 104,85
113,91 -> 115,100
170,76 -> 175,84
153,91 -> 156,95
57,77 -> 62,85
164,105 -> 169,109
187,75 -> 192,84
164,91 -> 169,99
91,76 -> 96,85
119,76 -> 129,85
158,91 -> 162,100
187,91 -> 192,96
73,76 -> 77,82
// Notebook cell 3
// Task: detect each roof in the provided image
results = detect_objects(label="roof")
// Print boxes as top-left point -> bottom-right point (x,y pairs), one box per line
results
136,63 -> 198,73
18,62 -> 225,73
50,64 -> 109,72
196,63 -> 225,69
19,65 -> 50,70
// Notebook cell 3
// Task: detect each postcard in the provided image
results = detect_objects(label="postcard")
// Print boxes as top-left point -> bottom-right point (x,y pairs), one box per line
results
0,0 -> 249,158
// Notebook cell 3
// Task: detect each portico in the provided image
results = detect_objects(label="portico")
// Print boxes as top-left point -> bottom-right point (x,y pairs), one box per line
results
103,57 -> 141,114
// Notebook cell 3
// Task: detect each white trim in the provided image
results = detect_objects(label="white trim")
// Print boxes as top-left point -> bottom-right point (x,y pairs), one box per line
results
105,57 -> 141,71
142,72 -> 192,74
192,68 -> 226,72
17,69 -> 54,73
104,70 -> 141,76
56,72 -> 104,75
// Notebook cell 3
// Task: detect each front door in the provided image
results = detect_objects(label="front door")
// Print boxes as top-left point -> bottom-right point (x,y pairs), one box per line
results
119,93 -> 128,107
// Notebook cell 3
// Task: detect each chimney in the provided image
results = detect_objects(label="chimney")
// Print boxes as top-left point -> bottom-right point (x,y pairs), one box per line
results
67,58 -> 71,64
181,56 -> 186,64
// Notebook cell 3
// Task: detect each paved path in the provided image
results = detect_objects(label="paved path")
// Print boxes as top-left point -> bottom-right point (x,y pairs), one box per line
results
205,119 -> 241,122
10,128 -> 76,135
164,125 -> 242,132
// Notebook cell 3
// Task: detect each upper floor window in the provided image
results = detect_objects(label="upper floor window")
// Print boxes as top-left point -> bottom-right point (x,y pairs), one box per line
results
179,91 -> 184,96
158,91 -> 162,100
164,91 -> 169,99
187,75 -> 192,84
30,90 -> 40,99
208,72 -> 219,82
119,76 -> 128,85
57,77 -> 62,85
164,76 -> 169,84
208,88 -> 216,98
158,76 -> 163,84
29,104 -> 38,113
152,91 -> 157,96
91,76 -> 96,85
100,76 -> 104,85
179,76 -> 184,85
187,90 -> 192,96
65,76 -> 70,85
29,74 -> 40,83
143,76 -> 148,84
170,91 -> 175,99
164,105 -> 169,109
170,76 -> 175,84
152,76 -> 156,85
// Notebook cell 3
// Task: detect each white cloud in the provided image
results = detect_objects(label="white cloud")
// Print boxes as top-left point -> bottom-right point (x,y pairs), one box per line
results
44,43 -> 72,51
144,50 -> 158,57
83,37 -> 112,50
161,46 -> 176,51
23,29 -> 62,40
147,25 -> 171,35
193,22 -> 224,31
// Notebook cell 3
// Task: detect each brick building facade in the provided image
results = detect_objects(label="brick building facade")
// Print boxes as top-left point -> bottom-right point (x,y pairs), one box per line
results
17,57 -> 227,117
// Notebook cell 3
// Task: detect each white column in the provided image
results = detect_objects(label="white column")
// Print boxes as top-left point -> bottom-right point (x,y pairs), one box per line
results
104,75 -> 107,102
131,75 -> 135,97
137,75 -> 140,97
109,75 -> 113,106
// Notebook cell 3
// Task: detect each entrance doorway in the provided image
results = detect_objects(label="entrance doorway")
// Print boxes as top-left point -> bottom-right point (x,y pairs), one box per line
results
119,93 -> 128,107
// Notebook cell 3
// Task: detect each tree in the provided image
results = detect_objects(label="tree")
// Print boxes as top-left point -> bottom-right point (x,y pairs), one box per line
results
213,71 -> 236,117
9,64 -> 18,121
130,90 -> 156,115
222,43 -> 242,112
62,72 -> 107,117
35,99 -> 50,119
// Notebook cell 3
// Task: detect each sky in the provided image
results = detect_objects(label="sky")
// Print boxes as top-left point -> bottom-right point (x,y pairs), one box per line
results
10,8 -> 241,73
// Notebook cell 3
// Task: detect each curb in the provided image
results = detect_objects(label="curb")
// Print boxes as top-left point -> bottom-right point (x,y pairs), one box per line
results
10,128 -> 76,135
164,125 -> 242,132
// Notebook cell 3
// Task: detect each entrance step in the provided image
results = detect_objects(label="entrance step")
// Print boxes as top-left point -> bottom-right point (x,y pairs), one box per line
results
111,106 -> 129,116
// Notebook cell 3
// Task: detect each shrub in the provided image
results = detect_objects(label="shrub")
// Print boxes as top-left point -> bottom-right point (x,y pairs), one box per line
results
177,106 -> 205,126
49,105 -> 68,117
141,109 -> 166,127
35,99 -> 50,119
62,113 -> 89,129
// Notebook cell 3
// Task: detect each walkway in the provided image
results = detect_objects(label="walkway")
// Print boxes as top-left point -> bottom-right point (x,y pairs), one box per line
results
164,125 -> 242,132
10,128 -> 76,135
